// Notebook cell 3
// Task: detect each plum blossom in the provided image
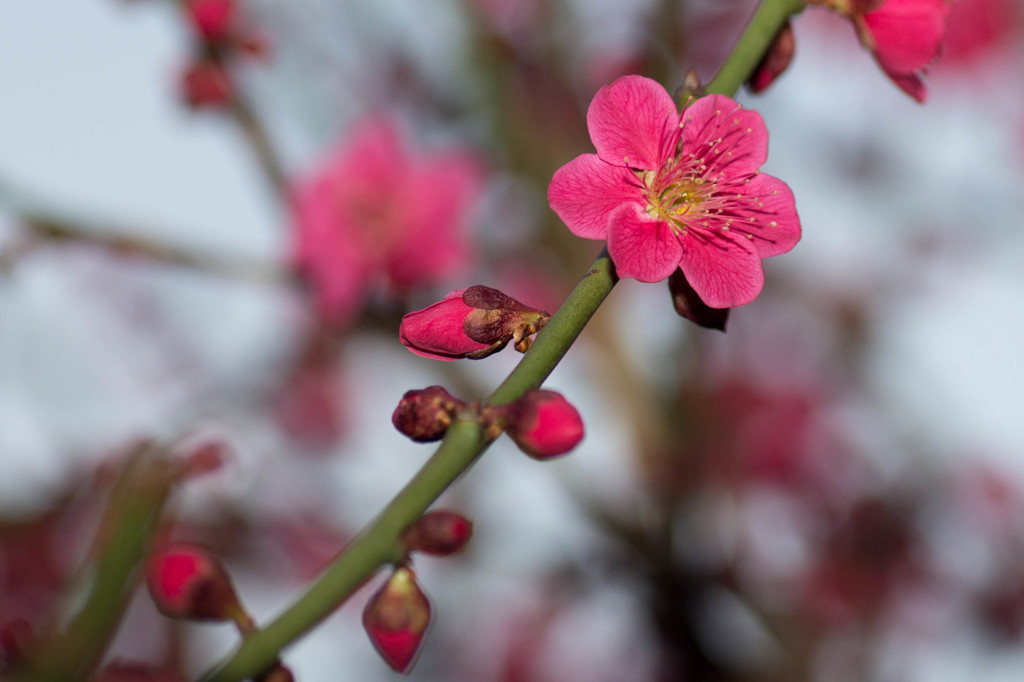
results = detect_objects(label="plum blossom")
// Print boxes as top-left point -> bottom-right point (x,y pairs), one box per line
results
291,119 -> 483,324
548,75 -> 800,309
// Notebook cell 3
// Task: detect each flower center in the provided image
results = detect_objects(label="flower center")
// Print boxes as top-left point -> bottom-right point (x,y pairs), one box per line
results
642,165 -> 711,233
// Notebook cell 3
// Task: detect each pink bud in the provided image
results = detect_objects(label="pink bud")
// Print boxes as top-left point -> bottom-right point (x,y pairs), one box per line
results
185,0 -> 236,43
399,286 -> 550,361
392,386 -> 466,442
402,510 -> 473,556
181,61 -> 234,109
363,568 -> 431,673
748,21 -> 795,94
145,543 -> 242,621
504,389 -> 584,459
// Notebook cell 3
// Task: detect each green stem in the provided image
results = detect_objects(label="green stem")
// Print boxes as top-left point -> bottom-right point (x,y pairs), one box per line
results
13,449 -> 177,682
199,0 -> 806,675
705,0 -> 806,97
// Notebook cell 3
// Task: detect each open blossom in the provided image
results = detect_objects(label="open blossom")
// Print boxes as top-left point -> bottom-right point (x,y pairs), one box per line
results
824,0 -> 951,102
548,75 -> 800,309
291,119 -> 483,324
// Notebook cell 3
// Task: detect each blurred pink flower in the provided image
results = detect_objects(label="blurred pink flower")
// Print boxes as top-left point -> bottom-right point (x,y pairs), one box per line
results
291,119 -> 483,324
846,0 -> 951,102
548,75 -> 800,309
942,0 -> 1021,67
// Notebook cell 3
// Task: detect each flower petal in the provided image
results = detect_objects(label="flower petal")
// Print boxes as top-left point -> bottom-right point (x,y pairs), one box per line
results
681,94 -> 769,180
718,172 -> 801,258
862,0 -> 949,73
548,154 -> 643,239
678,230 -> 765,309
587,75 -> 679,170
606,203 -> 683,283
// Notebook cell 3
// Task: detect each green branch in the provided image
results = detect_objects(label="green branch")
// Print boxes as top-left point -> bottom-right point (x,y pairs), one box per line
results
199,0 -> 805,677
706,0 -> 806,97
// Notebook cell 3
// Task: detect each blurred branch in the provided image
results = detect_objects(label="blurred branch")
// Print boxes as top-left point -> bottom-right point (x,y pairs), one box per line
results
11,446 -> 180,682
0,177 -> 289,285
229,93 -> 290,206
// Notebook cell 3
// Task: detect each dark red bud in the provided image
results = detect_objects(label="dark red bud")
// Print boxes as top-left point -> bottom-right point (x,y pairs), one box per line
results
363,568 -> 431,673
668,269 -> 729,331
181,61 -> 234,109
504,389 -> 584,459
392,386 -> 466,442
749,21 -> 796,94
145,543 -> 242,621
402,510 -> 473,556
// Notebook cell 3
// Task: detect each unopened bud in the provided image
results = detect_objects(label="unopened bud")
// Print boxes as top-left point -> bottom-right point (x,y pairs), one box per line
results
185,0 -> 236,43
145,543 -> 242,622
668,269 -> 728,331
503,389 -> 584,459
400,286 -> 550,361
363,567 -> 431,673
748,21 -> 795,94
392,386 -> 466,442
181,60 -> 234,109
257,662 -> 295,682
402,510 -> 473,556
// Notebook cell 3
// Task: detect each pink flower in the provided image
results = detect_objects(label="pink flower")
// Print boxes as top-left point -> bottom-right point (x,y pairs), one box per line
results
291,119 -> 483,324
851,0 -> 951,102
548,75 -> 800,309
399,286 -> 550,361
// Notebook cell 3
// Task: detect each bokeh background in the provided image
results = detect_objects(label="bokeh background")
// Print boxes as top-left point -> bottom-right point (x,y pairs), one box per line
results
2,0 -> 1024,680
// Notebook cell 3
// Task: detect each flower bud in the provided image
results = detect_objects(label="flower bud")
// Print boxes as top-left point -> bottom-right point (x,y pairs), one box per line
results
503,389 -> 584,459
363,568 -> 431,673
145,543 -> 242,622
392,386 -> 466,442
181,61 -> 234,109
748,21 -> 795,94
400,286 -> 550,361
185,0 -> 236,43
402,510 -> 473,556
668,269 -> 728,331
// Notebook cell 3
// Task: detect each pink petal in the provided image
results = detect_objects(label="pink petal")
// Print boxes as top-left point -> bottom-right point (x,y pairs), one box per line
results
389,152 -> 483,289
678,230 -> 765,309
399,291 -> 491,361
606,203 -> 684,283
863,0 -> 950,73
587,75 -> 679,170
721,173 -> 801,258
681,94 -> 769,180
548,154 -> 643,239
